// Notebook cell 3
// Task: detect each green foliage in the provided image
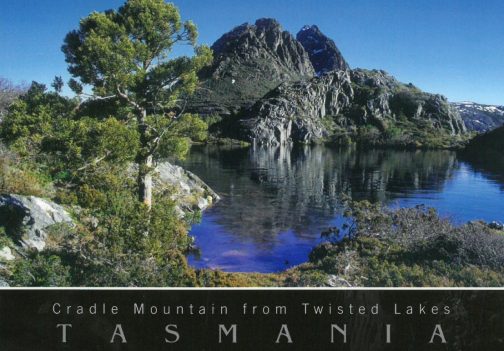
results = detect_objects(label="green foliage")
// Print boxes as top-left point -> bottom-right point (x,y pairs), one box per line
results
157,113 -> 208,160
0,1 -> 214,286
0,82 -> 141,185
51,76 -> 64,93
195,269 -> 283,287
293,201 -> 504,287
62,0 -> 212,116
9,253 -> 72,287
0,227 -> 13,248
73,192 -> 197,287
4,172 -> 201,287
0,145 -> 51,197
61,0 -> 212,205
0,83 -> 74,155
43,116 -> 140,173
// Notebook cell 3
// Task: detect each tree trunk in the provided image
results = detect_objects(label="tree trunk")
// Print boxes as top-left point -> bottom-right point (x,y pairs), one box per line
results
138,154 -> 153,209
137,109 -> 153,210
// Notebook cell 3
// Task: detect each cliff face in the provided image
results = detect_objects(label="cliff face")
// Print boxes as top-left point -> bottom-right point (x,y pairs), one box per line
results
188,18 -> 315,116
241,70 -> 353,145
240,69 -> 466,145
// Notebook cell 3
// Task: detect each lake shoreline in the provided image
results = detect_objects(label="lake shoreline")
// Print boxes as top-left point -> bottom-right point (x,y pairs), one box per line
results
194,201 -> 504,287
180,144 -> 504,275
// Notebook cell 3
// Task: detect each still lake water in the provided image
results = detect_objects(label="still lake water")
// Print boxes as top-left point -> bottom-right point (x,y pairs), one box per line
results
178,145 -> 504,273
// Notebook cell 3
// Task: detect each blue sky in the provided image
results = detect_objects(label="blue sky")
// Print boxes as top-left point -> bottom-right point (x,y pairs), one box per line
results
1,0 -> 503,104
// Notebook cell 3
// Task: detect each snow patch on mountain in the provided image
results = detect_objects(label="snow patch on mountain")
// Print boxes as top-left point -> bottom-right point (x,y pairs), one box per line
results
452,102 -> 504,132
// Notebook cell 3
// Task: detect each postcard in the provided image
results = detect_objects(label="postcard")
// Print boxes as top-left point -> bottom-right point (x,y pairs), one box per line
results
0,0 -> 503,349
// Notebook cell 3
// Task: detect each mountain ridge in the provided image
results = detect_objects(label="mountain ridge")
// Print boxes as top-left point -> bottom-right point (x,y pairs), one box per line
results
189,18 -> 468,147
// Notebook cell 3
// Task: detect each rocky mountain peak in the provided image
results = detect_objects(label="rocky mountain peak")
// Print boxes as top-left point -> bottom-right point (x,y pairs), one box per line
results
296,24 -> 349,75
189,18 -> 315,115
208,17 -> 316,76
211,18 -> 304,61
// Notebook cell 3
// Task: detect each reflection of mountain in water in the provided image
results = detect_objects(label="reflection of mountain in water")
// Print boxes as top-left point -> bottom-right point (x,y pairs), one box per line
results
178,145 -> 459,241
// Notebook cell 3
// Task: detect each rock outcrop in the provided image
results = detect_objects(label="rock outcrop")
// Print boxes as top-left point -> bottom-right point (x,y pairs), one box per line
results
349,69 -> 466,135
188,18 -> 315,116
297,25 -> 349,74
155,162 -> 220,217
240,68 -> 465,145
452,102 -> 504,132
241,70 -> 353,144
0,195 -> 73,251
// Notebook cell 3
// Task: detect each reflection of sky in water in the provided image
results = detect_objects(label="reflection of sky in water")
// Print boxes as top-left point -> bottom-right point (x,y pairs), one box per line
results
391,163 -> 504,224
188,211 -> 350,272
180,146 -> 504,273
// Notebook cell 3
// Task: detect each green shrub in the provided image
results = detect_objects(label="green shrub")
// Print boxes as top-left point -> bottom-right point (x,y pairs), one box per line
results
9,253 -> 72,287
291,201 -> 504,287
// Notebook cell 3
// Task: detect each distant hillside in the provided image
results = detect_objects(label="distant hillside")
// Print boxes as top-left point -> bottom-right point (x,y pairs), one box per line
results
452,102 -> 504,132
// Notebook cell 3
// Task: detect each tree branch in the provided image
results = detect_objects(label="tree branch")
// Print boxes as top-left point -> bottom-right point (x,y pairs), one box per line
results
71,93 -> 118,113
77,151 -> 111,171
116,85 -> 144,115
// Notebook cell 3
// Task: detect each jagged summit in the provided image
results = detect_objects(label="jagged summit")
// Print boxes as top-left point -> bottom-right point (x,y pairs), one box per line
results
211,18 -> 284,55
296,24 -> 349,74
299,24 -> 318,32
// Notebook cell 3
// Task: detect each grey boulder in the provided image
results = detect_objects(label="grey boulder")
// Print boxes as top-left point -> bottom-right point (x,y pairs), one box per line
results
0,194 -> 73,251
155,162 -> 220,216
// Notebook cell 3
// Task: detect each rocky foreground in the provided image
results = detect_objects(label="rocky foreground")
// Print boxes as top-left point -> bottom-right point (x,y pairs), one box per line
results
0,161 -> 220,287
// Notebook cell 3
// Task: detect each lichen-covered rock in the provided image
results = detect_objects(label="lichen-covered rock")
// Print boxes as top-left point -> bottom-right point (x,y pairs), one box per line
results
327,274 -> 352,287
156,162 -> 220,216
0,195 -> 73,251
241,70 -> 354,145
